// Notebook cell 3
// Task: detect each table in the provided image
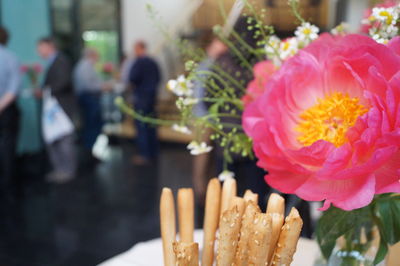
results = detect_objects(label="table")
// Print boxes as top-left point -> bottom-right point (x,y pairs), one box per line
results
99,230 -> 320,266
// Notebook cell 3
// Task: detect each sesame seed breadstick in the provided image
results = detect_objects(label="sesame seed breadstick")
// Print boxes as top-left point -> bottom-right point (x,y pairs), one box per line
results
270,208 -> 303,266
266,193 -> 285,216
217,206 -> 241,266
243,189 -> 258,203
220,177 -> 237,217
173,242 -> 199,266
177,188 -> 194,243
229,196 -> 246,216
235,201 -> 261,266
247,213 -> 273,265
267,213 -> 285,263
160,188 -> 176,266
202,178 -> 221,266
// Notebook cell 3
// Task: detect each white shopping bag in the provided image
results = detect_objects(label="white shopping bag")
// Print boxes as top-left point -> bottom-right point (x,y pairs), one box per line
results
42,89 -> 74,144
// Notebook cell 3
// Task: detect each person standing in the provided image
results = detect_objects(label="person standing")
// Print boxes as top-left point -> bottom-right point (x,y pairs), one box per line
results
73,48 -> 108,164
129,41 -> 161,165
37,37 -> 76,183
0,27 -> 21,206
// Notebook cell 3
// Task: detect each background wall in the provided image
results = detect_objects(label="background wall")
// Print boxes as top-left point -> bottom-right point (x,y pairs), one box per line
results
1,0 -> 51,154
2,0 -> 51,63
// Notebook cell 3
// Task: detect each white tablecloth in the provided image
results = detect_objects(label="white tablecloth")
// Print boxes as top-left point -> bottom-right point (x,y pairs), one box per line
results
99,230 -> 320,266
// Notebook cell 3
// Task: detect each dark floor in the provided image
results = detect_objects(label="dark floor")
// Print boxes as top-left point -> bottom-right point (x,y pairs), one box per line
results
0,140 -> 195,266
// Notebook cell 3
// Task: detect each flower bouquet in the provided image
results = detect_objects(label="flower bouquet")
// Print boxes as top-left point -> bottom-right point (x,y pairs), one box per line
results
117,0 -> 400,265
21,63 -> 42,88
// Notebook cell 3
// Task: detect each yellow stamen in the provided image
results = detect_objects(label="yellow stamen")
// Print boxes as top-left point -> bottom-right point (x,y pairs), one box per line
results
379,10 -> 393,25
296,92 -> 369,147
302,28 -> 312,35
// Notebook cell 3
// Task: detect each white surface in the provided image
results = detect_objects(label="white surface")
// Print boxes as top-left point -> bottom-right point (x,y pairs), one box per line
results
99,230 -> 319,266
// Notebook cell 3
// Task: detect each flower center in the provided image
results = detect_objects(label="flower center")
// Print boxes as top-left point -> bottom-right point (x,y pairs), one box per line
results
296,92 -> 368,147
302,28 -> 312,35
379,10 -> 394,25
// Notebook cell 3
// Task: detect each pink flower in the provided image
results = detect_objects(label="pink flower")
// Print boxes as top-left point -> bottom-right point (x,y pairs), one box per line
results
20,65 -> 29,73
102,62 -> 114,74
243,34 -> 400,211
242,60 -> 277,106
33,63 -> 42,73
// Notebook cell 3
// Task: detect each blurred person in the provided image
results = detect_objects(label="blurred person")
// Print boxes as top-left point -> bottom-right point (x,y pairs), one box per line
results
207,17 -> 269,209
0,27 -> 21,207
73,48 -> 108,165
37,37 -> 76,183
129,41 -> 161,165
192,38 -> 227,202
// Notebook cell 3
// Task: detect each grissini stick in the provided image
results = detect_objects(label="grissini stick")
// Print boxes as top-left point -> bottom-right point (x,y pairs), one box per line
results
247,213 -> 272,265
202,178 -> 221,266
270,207 -> 303,266
229,196 -> 246,217
220,177 -> 237,217
177,188 -> 194,242
173,242 -> 199,266
217,206 -> 241,266
243,189 -> 258,203
235,201 -> 261,266
266,193 -> 285,216
267,213 -> 284,263
160,188 -> 176,266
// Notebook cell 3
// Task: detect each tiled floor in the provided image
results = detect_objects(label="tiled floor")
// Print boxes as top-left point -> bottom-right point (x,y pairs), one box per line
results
0,140 -> 195,266
0,139 -> 313,266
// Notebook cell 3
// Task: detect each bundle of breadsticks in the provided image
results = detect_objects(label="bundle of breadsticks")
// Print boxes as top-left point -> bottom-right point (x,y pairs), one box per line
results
160,177 -> 303,266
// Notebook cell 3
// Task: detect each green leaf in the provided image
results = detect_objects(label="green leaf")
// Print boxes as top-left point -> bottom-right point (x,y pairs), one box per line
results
373,199 -> 400,245
373,237 -> 389,265
316,207 -> 370,260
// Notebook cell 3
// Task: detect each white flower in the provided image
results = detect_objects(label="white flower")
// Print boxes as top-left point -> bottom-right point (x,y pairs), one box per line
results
218,170 -> 235,182
265,35 -> 281,55
331,23 -> 350,35
172,124 -> 192,135
182,97 -> 199,106
167,75 -> 193,97
372,7 -> 398,26
176,97 -> 199,110
295,22 -> 319,42
187,141 -> 213,155
279,37 -> 298,60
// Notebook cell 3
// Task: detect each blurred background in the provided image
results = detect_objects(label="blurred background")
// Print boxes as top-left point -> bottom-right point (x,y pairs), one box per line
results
0,0 -> 378,265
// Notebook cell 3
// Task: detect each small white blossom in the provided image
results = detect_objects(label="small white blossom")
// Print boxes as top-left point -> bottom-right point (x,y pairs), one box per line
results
372,7 -> 398,26
187,141 -> 213,155
279,37 -> 298,60
167,75 -> 193,97
265,35 -> 281,55
172,124 -> 192,135
182,98 -> 199,106
295,22 -> 319,42
218,170 -> 235,182
331,23 -> 350,35
176,97 -> 199,110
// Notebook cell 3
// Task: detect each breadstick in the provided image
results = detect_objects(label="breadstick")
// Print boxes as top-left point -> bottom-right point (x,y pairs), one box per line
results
177,188 -> 194,242
243,189 -> 258,203
235,201 -> 261,266
270,207 -> 303,266
202,178 -> 221,266
229,196 -> 246,216
173,242 -> 199,266
266,193 -> 285,216
267,213 -> 284,263
217,206 -> 241,266
247,213 -> 272,265
160,188 -> 176,266
220,177 -> 237,217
